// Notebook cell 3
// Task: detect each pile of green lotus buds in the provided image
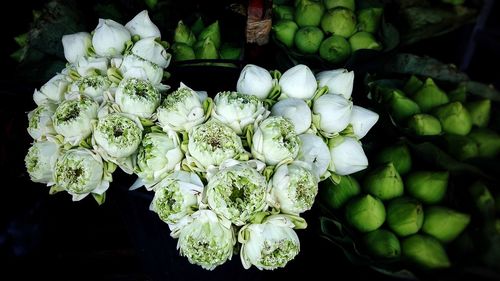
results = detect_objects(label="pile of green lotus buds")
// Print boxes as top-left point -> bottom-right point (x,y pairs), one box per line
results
320,142 -> 471,269
171,17 -> 242,62
272,0 -> 384,63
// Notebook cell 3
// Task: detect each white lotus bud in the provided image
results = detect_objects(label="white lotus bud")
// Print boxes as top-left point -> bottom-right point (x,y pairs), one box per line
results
92,19 -> 131,57
62,32 -> 92,63
271,98 -> 312,134
279,64 -> 317,100
316,69 -> 354,99
236,64 -> 274,100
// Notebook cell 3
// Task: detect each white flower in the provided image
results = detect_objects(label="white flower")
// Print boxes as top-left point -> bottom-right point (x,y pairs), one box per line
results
69,75 -> 111,103
131,37 -> 171,68
239,215 -> 301,270
52,95 -> 99,145
74,57 -> 109,77
177,210 -> 235,270
271,98 -> 311,134
349,105 -> 379,139
270,161 -> 318,215
27,103 -> 58,141
54,148 -> 111,201
297,134 -> 330,179
134,131 -> 184,189
25,141 -> 60,184
120,55 -> 163,85
328,137 -> 368,176
33,74 -> 69,105
62,32 -> 92,64
125,10 -> 161,39
251,116 -> 300,166
212,91 -> 268,135
156,83 -> 208,132
92,19 -> 131,57
115,78 -> 161,119
236,64 -> 274,100
312,94 -> 353,137
316,69 -> 354,99
206,161 -> 268,226
279,64 -> 317,100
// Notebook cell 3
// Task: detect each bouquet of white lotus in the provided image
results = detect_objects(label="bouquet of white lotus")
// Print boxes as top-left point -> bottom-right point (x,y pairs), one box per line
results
25,10 -> 379,269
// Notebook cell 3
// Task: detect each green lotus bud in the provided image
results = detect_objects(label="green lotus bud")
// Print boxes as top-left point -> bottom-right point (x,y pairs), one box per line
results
172,43 -> 195,61
448,84 -> 467,103
349,31 -> 382,52
191,17 -> 205,36
413,78 -> 449,112
403,75 -> 423,96
321,7 -> 357,38
273,20 -> 299,48
174,20 -> 196,47
319,175 -> 360,209
319,35 -> 351,63
295,26 -> 324,54
376,143 -> 412,175
345,194 -> 386,232
388,89 -> 421,122
468,128 -> 500,157
433,102 -> 472,136
469,181 -> 495,217
295,0 -> 325,27
444,134 -> 478,160
363,229 -> 401,259
406,171 -> 448,204
364,163 -> 404,201
219,43 -> 242,60
324,0 -> 355,10
194,37 -> 219,59
407,114 -> 442,136
273,5 -> 295,21
423,206 -> 470,243
387,197 -> 424,237
466,99 -> 491,128
402,234 -> 450,269
198,21 -> 221,49
357,8 -> 383,33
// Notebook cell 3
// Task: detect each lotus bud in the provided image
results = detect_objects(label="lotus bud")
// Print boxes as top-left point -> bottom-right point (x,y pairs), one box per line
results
194,37 -> 219,59
125,10 -> 161,39
321,8 -> 357,38
131,37 -> 171,68
191,17 -> 205,36
297,134 -> 331,179
357,8 -> 383,33
345,194 -> 386,232
174,20 -> 196,47
294,26 -> 324,54
364,163 -> 403,201
469,181 -> 495,217
328,137 -> 368,175
295,0 -> 325,27
74,56 -> 109,77
349,32 -> 382,52
407,114 -> 442,136
273,5 -> 295,21
403,75 -> 423,96
402,234 -> 450,269
422,206 -> 471,243
279,64 -> 317,100
237,64 -> 274,100
448,84 -> 467,103
172,43 -> 195,61
433,102 -> 472,136
375,143 -> 412,175
62,32 -> 91,64
33,74 -> 69,106
412,78 -> 449,112
465,99 -> 490,128
387,197 -> 424,237
468,128 -> 500,157
271,98 -> 311,134
219,43 -> 242,60
444,134 -> 478,160
316,68 -> 354,99
363,229 -> 401,259
349,105 -> 379,139
387,89 -> 421,122
313,94 -> 353,136
319,35 -> 351,63
92,19 -> 131,57
198,21 -> 221,49
272,20 -> 299,48
406,171 -> 448,204
319,175 -> 360,209
324,0 -> 355,10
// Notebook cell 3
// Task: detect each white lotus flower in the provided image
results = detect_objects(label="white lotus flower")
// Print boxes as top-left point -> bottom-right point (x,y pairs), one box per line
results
312,94 -> 353,137
297,134 -> 330,179
316,69 -> 354,99
157,83 -> 208,132
92,18 -> 131,57
74,57 -> 109,77
271,98 -> 311,134
239,215 -> 302,270
125,10 -> 161,39
115,78 -> 161,119
349,105 -> 379,139
33,74 -> 69,105
69,75 -> 112,103
27,103 -> 58,141
328,137 -> 368,176
150,171 -> 203,225
52,95 -> 99,145
131,37 -> 171,68
25,141 -> 60,184
120,55 -> 163,85
236,64 -> 274,100
251,116 -> 300,166
212,91 -> 268,135
206,161 -> 268,226
279,64 -> 317,100
62,32 -> 92,64
177,210 -> 235,270
134,131 -> 184,189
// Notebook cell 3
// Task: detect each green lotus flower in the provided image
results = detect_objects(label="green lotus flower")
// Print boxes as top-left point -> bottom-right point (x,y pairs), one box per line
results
405,171 -> 448,204
294,26 -> 324,54
321,7 -> 357,38
402,234 -> 450,269
444,134 -> 479,161
273,20 -> 299,48
407,114 -> 442,136
387,197 -> 424,237
174,20 -> 196,47
466,99 -> 491,128
363,229 -> 401,259
422,206 -> 471,243
433,102 -> 472,136
412,78 -> 449,112
357,8 -> 383,33
375,143 -> 412,175
468,128 -> 500,157
295,0 -> 325,27
198,20 -> 221,49
346,194 -> 386,232
348,32 -> 382,52
194,37 -> 219,59
320,175 -> 360,209
319,35 -> 351,63
364,162 -> 404,201
172,43 -> 196,61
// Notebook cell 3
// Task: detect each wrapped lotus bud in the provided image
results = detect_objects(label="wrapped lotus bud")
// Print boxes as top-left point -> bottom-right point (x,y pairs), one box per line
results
295,0 -> 325,27
273,20 -> 299,48
422,206 -> 470,243
448,84 -> 467,103
273,5 -> 295,21
364,163 -> 404,201
321,8 -> 357,38
402,234 -> 450,269
469,181 -> 495,217
348,32 -> 382,52
194,37 -> 219,59
219,43 -> 242,60
466,99 -> 490,128
294,26 -> 324,54
357,8 -> 383,33
468,128 -> 500,157
346,194 -> 386,232
406,171 -> 448,204
407,114 -> 442,136
387,197 -> 424,237
172,43 -> 195,61
387,89 -> 421,122
403,75 -> 424,96
363,229 -> 401,259
433,102 -> 472,136
191,17 -> 205,36
412,78 -> 449,112
174,20 -> 196,47
198,21 -> 221,49
375,143 -> 412,175
444,134 -> 478,161
324,0 -> 355,10
319,35 -> 351,63
319,175 -> 360,209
